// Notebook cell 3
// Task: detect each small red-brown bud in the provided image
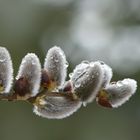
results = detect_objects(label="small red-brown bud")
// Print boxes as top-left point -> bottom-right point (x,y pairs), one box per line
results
14,77 -> 30,97
96,90 -> 112,108
41,69 -> 56,91
41,69 -> 51,89
61,81 -> 73,92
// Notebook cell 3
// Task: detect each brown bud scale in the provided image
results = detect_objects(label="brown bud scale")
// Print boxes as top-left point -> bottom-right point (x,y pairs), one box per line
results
96,90 -> 112,108
14,77 -> 30,97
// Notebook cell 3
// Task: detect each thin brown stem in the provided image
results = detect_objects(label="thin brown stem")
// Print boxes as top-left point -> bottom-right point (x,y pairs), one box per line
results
0,94 -> 17,101
0,90 -> 78,104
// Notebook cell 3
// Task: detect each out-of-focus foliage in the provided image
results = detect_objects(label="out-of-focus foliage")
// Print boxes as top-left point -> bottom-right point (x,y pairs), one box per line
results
0,0 -> 140,140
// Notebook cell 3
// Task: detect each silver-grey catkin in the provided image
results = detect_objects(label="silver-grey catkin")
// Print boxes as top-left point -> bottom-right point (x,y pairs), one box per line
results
33,94 -> 82,119
0,47 -> 13,94
71,61 -> 104,104
16,53 -> 41,96
44,46 -> 68,88
105,78 -> 137,108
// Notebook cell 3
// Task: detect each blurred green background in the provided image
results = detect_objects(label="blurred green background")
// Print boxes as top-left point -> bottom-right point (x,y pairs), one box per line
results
0,0 -> 140,140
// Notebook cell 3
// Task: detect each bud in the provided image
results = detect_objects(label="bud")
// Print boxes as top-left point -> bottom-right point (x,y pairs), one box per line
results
44,46 -> 68,88
99,61 -> 113,88
14,77 -> 30,97
70,61 -> 103,104
96,78 -> 137,108
41,69 -> 56,91
15,53 -> 41,99
60,80 -> 73,92
96,89 -> 112,108
33,93 -> 82,119
0,47 -> 13,94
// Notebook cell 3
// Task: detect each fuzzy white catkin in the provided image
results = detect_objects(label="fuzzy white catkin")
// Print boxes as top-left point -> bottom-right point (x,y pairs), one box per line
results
0,47 -> 13,93
105,78 -> 137,108
99,62 -> 113,88
70,61 -> 104,104
33,95 -> 82,119
44,46 -> 68,87
16,53 -> 41,96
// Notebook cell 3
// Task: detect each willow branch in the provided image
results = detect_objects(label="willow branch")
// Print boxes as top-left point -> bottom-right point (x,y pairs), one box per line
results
0,90 -> 77,104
